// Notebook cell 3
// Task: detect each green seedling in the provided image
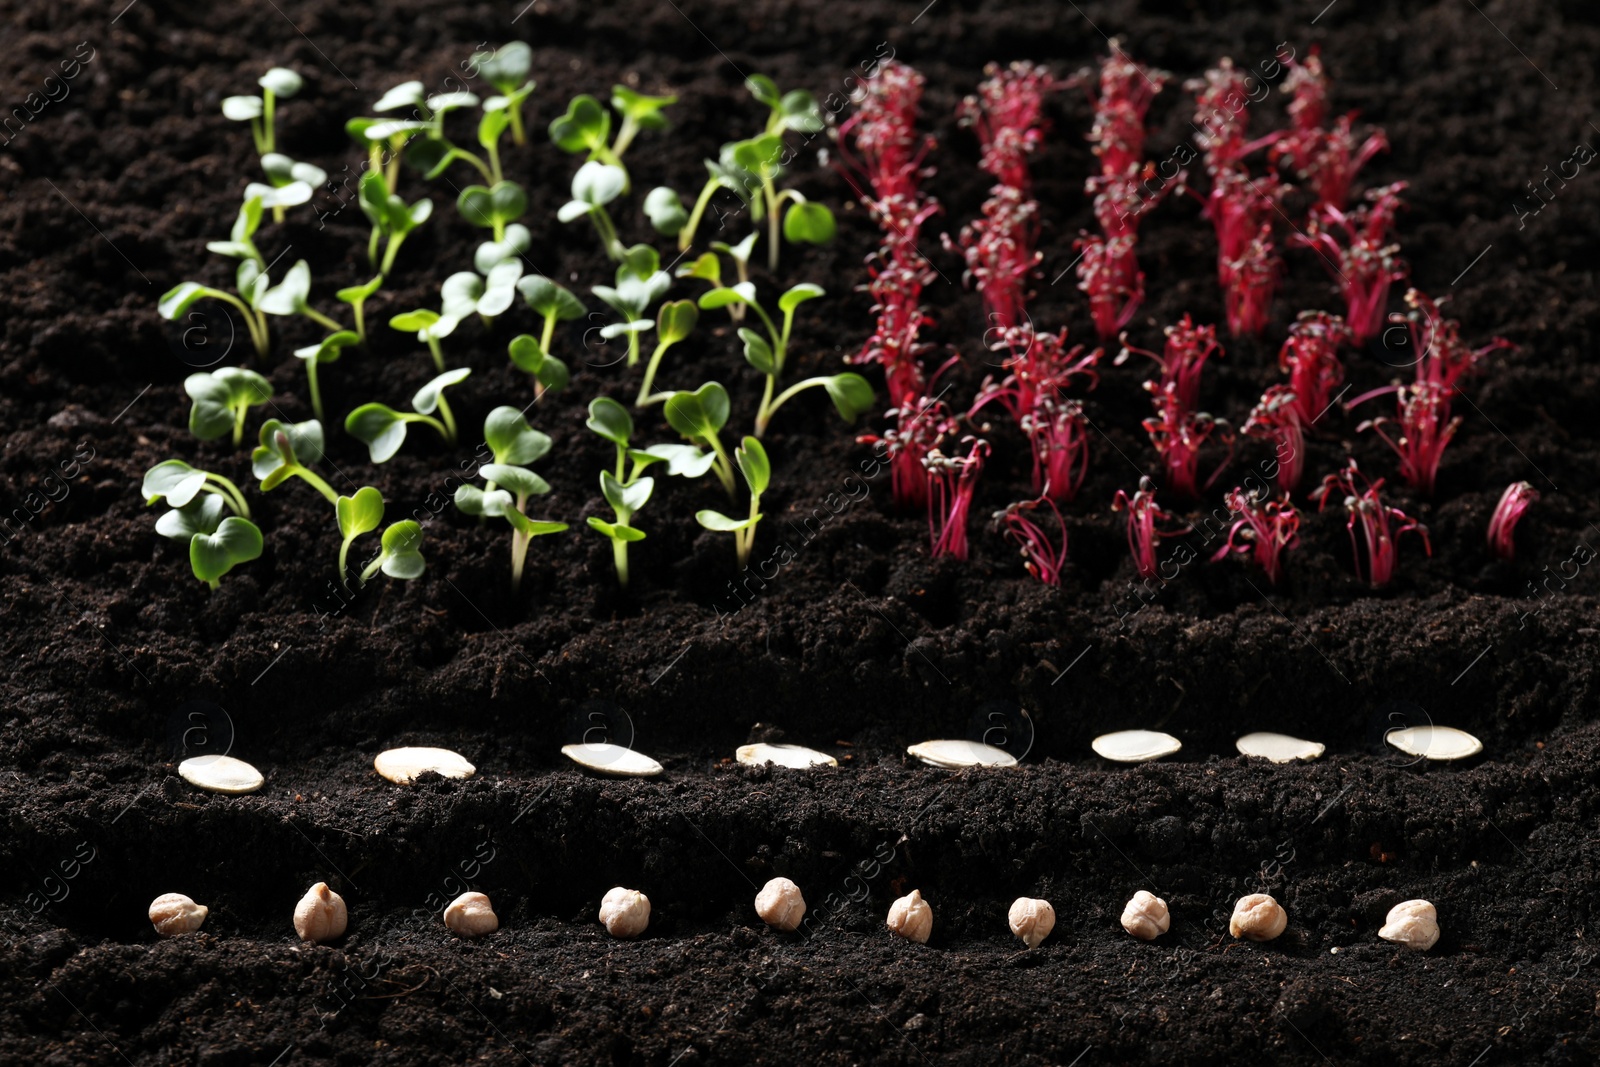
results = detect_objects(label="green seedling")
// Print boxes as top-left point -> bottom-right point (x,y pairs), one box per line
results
442,260 -> 523,327
336,275 -> 383,343
345,368 -> 469,462
643,186 -> 688,235
745,74 -> 827,137
189,516 -> 265,589
161,197 -> 272,357
348,98 -> 428,193
696,435 -> 769,569
258,260 -> 346,334
389,308 -> 459,371
143,458 -> 252,519
509,275 -> 584,398
359,169 -> 433,274
222,67 -> 303,156
592,245 -> 671,367
358,520 -> 427,583
335,485 -> 384,587
473,42 -> 536,145
558,161 -> 627,260
253,418 -> 337,503
549,86 -> 675,190
252,152 -> 327,223
675,233 -> 758,322
293,331 -> 360,422
456,415 -> 565,592
696,282 -> 872,436
185,367 -> 271,446
475,224 -> 530,273
636,299 -> 698,407
507,334 -> 569,401
664,381 -> 737,498
457,179 -> 527,242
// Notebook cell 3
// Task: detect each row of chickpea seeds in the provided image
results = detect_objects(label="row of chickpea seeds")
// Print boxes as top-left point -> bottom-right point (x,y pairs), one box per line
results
147,882 -> 1441,952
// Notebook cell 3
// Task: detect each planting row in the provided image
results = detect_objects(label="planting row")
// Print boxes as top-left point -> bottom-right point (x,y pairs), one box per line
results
143,45 -> 1532,602
142,880 -> 1439,953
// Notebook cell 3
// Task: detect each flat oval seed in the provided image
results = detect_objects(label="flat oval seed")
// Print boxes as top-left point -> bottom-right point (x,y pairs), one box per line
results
178,755 -> 264,795
737,743 -> 837,769
906,740 -> 1017,769
562,743 -> 664,778
374,746 -> 476,784
1236,732 -> 1325,763
1385,725 -> 1482,761
1092,730 -> 1182,763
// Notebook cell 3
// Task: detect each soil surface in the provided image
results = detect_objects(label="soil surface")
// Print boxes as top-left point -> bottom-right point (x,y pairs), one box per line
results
2,0 -> 1599,1063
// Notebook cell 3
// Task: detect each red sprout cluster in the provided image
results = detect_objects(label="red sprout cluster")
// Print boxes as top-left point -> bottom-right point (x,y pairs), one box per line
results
1142,385 -> 1235,500
1077,47 -> 1170,340
839,59 -> 943,410
1241,385 -> 1306,494
1273,49 -> 1388,210
1314,460 -> 1430,588
1277,311 -> 1349,427
1351,289 -> 1515,495
1487,481 -> 1538,561
973,326 -> 1102,503
858,393 -> 956,511
1112,476 -> 1190,579
1187,59 -> 1286,337
1117,314 -> 1223,413
1210,486 -> 1302,584
926,438 -> 991,561
1293,182 -> 1409,345
951,61 -> 1057,331
998,495 -> 1070,586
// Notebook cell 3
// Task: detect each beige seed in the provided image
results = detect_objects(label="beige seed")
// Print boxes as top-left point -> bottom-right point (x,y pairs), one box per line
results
1378,899 -> 1439,951
886,889 -> 933,944
1120,890 -> 1171,941
755,877 -> 807,932
149,893 -> 208,937
1007,897 -> 1056,949
443,892 -> 499,938
293,882 -> 348,943
599,886 -> 650,938
1229,893 -> 1287,941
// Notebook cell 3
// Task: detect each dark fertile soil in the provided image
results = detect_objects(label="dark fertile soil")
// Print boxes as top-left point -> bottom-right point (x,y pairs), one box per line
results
3,0 -> 1599,1062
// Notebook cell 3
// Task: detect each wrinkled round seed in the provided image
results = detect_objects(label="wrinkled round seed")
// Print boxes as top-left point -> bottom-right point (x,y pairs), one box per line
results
599,886 -> 650,938
562,743 -> 664,778
906,740 -> 1017,769
149,893 -> 208,937
443,891 -> 499,938
1235,732 -> 1325,763
1008,897 -> 1055,949
1384,725 -> 1482,761
736,743 -> 837,770
1092,730 -> 1182,763
178,754 -> 264,795
294,882 -> 348,943
1378,898 -> 1439,951
1120,890 -> 1171,941
887,889 -> 933,944
374,746 -> 476,785
1229,893 -> 1287,942
755,877 -> 807,932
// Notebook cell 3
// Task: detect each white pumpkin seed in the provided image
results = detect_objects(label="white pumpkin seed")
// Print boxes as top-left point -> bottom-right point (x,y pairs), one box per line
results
373,746 -> 476,784
178,754 -> 264,795
1091,730 -> 1182,763
561,743 -> 663,777
1384,725 -> 1482,761
906,739 -> 1017,769
1235,732 -> 1325,763
736,743 -> 837,769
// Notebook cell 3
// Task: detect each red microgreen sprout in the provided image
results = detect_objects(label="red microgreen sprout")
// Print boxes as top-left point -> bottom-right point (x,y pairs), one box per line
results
1273,50 -> 1388,210
1277,311 -> 1348,427
696,436 -> 770,569
997,494 -> 1069,586
1116,314 -> 1222,415
1111,476 -> 1189,580
856,395 -> 956,511
1487,481 -> 1539,561
1075,231 -> 1144,341
1210,485 -> 1301,584
1241,384 -> 1306,494
1142,384 -> 1236,500
949,183 -> 1040,333
1395,288 -> 1517,395
1023,397 -> 1094,504
1313,459 -> 1430,588
1200,168 -> 1287,337
1291,182 -> 1408,345
1082,44 -> 1168,177
1355,381 -> 1458,496
925,437 -> 990,561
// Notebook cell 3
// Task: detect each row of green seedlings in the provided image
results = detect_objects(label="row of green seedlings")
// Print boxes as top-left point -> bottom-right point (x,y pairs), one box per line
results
146,55 -> 867,593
